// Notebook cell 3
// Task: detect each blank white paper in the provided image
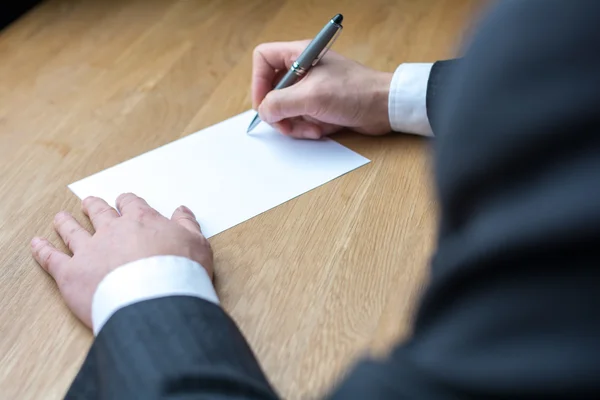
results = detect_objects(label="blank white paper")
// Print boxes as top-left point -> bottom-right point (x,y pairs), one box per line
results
69,110 -> 370,238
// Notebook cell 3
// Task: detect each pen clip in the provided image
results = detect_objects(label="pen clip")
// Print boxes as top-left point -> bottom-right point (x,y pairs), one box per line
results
312,26 -> 343,67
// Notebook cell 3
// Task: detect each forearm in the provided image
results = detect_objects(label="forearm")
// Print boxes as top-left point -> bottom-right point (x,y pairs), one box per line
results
69,296 -> 277,400
67,257 -> 278,399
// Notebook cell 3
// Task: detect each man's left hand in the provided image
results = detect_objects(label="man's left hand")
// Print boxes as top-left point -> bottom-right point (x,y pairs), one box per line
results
31,193 -> 213,329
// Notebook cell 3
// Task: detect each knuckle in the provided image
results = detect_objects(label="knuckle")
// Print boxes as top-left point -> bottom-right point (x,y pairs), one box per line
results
105,217 -> 119,229
98,205 -> 112,215
82,196 -> 97,207
43,249 -> 56,269
33,238 -> 46,251
175,214 -> 201,231
69,225 -> 84,236
136,207 -> 157,220
172,214 -> 187,223
117,192 -> 132,201
55,269 -> 71,289
177,214 -> 193,222
87,198 -> 104,211
116,192 -> 135,207
33,242 -> 45,260
92,205 -> 113,220
54,211 -> 69,225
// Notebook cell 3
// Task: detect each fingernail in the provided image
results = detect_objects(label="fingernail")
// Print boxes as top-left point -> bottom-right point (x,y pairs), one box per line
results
31,237 -> 41,247
56,210 -> 70,217
54,211 -> 69,222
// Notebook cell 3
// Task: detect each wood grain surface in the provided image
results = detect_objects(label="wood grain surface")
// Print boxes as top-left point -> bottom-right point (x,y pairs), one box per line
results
0,0 -> 481,398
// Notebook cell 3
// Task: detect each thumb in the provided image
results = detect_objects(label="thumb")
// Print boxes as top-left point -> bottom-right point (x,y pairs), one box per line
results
258,85 -> 313,124
171,206 -> 203,236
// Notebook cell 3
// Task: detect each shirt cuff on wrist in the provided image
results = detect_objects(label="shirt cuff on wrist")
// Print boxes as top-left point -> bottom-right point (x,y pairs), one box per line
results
91,255 -> 218,335
388,62 -> 434,136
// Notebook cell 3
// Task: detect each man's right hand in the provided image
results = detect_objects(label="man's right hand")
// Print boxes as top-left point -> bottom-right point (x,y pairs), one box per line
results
252,40 -> 393,139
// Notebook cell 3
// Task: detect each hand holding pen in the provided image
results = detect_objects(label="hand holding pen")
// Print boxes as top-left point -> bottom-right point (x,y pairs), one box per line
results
249,15 -> 394,139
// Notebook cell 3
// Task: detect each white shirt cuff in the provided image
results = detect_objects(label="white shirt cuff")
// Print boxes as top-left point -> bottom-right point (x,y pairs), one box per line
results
91,255 -> 219,336
388,63 -> 434,136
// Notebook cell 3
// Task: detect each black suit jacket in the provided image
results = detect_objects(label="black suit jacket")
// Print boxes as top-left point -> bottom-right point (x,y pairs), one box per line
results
67,1 -> 600,398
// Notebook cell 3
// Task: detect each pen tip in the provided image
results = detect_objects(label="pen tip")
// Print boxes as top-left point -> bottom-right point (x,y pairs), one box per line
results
333,14 -> 343,24
247,114 -> 261,134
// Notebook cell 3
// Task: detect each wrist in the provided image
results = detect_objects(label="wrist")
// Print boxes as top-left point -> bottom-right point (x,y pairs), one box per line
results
377,72 -> 394,131
363,71 -> 393,135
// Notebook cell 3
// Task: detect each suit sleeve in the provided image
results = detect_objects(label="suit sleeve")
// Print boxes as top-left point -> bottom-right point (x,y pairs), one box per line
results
66,296 -> 278,400
426,59 -> 460,134
329,1 -> 600,398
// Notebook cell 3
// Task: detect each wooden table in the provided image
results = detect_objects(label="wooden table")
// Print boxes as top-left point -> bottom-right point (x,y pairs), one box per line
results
0,1 -> 480,398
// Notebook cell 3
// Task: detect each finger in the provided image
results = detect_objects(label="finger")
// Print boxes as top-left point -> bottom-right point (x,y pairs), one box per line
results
288,118 -> 323,140
272,118 -> 322,139
54,211 -> 91,253
115,193 -> 158,219
82,196 -> 119,231
31,237 -> 70,279
272,120 -> 293,136
258,83 -> 315,125
273,117 -> 337,139
304,115 -> 341,136
252,40 -> 310,109
171,205 -> 203,235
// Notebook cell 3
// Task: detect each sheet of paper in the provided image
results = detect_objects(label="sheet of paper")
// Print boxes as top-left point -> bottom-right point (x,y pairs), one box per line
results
69,110 -> 370,238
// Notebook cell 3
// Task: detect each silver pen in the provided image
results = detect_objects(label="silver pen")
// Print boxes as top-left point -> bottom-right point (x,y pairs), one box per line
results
247,14 -> 344,133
